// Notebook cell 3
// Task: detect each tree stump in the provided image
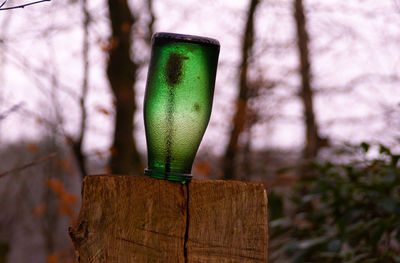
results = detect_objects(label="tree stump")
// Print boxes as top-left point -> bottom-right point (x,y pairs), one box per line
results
69,175 -> 268,262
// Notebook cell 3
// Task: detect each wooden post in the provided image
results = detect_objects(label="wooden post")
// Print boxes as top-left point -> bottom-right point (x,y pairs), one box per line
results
69,175 -> 268,262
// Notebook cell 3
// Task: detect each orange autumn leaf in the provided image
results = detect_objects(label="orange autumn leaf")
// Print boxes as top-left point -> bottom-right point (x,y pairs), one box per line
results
46,178 -> 79,219
95,150 -> 104,159
26,143 -> 39,153
31,204 -> 47,216
96,106 -> 110,116
58,159 -> 72,173
195,161 -> 211,178
60,192 -> 78,206
59,204 -> 75,217
46,178 -> 63,196
47,253 -> 59,263
105,165 -> 112,174
121,22 -> 131,33
36,117 -> 43,125
101,37 -> 119,52
109,146 -> 117,156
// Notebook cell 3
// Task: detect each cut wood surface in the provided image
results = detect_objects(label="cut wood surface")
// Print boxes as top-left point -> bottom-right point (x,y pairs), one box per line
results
187,180 -> 268,262
69,175 -> 268,263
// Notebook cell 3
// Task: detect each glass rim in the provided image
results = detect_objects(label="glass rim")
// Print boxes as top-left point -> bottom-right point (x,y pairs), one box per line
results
152,32 -> 220,47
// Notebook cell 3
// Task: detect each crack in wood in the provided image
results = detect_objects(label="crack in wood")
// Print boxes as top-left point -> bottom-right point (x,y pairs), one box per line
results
183,183 -> 190,263
70,176 -> 268,262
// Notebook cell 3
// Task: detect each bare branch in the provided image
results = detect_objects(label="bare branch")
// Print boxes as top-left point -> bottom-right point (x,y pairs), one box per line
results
315,73 -> 400,95
3,43 -> 79,100
19,108 -> 66,138
0,0 -> 7,8
0,0 -> 50,10
145,0 -> 155,45
0,102 -> 24,120
0,152 -> 57,178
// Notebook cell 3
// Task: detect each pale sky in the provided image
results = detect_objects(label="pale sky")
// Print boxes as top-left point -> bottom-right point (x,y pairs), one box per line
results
0,0 -> 399,163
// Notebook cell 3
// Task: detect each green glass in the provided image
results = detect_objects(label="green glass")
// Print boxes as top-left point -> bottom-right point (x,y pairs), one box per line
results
144,32 -> 220,183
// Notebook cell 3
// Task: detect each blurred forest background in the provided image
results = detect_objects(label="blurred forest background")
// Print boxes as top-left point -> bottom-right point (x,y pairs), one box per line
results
0,0 -> 399,262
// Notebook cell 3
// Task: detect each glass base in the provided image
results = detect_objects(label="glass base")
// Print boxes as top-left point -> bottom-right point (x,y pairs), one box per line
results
144,168 -> 192,184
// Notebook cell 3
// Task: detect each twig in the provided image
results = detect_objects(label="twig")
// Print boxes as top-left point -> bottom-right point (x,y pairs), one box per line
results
0,0 -> 50,11
0,152 -> 58,178
0,0 -> 8,8
145,0 -> 155,45
0,102 -> 24,120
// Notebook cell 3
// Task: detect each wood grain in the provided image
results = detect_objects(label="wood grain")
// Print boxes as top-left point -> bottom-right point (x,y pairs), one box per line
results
69,175 -> 187,262
187,180 -> 268,262
69,175 -> 268,263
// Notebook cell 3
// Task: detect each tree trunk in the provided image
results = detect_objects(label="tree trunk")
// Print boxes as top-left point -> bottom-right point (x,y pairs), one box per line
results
293,0 -> 321,159
106,0 -> 143,174
145,0 -> 155,45
71,0 -> 90,179
222,0 -> 260,180
69,175 -> 268,262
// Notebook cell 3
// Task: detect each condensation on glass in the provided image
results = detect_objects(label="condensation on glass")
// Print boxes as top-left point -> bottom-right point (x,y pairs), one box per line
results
144,32 -> 220,183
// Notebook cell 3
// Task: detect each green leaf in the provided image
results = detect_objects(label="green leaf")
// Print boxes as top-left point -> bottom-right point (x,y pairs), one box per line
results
396,228 -> 400,242
278,143 -> 400,263
361,142 -> 370,152
391,155 -> 400,167
296,236 -> 330,250
268,191 -> 284,220
347,253 -> 371,263
394,255 -> 400,263
371,225 -> 385,247
379,144 -> 391,155
270,218 -> 292,229
378,198 -> 397,214
327,238 -> 341,252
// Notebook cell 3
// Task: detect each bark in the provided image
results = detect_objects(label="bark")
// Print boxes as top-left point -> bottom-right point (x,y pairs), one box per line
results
293,0 -> 321,159
69,175 -> 268,262
107,0 -> 143,174
222,0 -> 260,180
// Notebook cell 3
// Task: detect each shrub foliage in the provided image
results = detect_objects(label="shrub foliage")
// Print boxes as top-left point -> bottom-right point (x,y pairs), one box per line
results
270,143 -> 400,263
